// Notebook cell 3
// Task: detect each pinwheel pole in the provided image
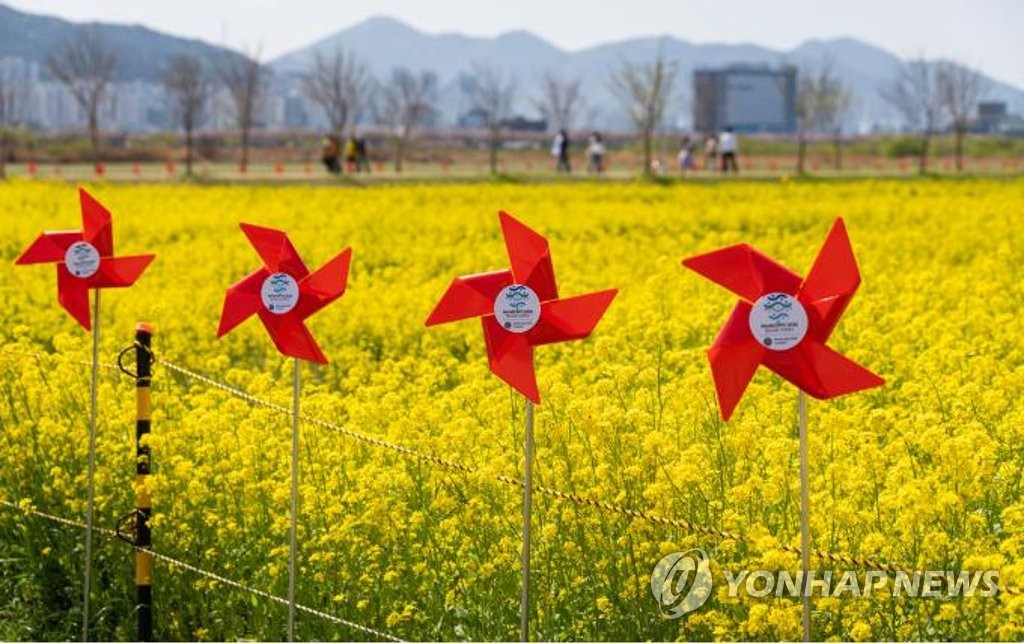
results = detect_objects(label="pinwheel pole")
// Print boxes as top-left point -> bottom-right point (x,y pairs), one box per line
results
288,358 -> 300,641
82,290 -> 100,642
798,391 -> 810,642
520,398 -> 534,642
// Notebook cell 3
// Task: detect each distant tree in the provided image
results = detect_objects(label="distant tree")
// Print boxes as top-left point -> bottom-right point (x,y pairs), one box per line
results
794,69 -> 818,174
881,57 -> 943,173
609,46 -> 677,176
217,47 -> 268,173
302,48 -> 373,146
468,64 -> 516,175
0,67 -> 25,179
937,61 -> 985,172
815,68 -> 853,171
535,71 -> 583,132
163,55 -> 211,177
46,28 -> 117,168
380,68 -> 436,173
795,60 -> 853,172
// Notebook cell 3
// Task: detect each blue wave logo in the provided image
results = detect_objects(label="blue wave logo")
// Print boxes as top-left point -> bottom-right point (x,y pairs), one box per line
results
762,294 -> 793,315
268,274 -> 292,294
506,285 -> 530,299
72,244 -> 92,257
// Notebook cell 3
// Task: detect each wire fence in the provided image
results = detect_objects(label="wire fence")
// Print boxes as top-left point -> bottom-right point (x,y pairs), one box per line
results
1,345 -> 1021,617
0,498 -> 402,642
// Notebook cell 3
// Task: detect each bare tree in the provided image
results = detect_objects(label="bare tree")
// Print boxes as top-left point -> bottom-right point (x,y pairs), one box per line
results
217,48 -> 269,173
46,28 -> 117,167
609,46 -> 677,176
0,67 -> 26,179
794,60 -> 853,172
163,55 -> 210,177
468,65 -> 516,175
535,71 -> 583,132
937,61 -> 985,172
380,68 -> 436,173
881,57 -> 943,173
794,70 -> 818,174
815,69 -> 853,170
302,48 -> 374,142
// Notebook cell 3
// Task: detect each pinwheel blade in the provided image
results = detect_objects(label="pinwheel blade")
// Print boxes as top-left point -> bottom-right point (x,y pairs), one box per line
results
92,255 -> 155,288
529,289 -> 618,346
683,244 -> 803,302
240,223 -> 310,279
499,211 -> 558,301
79,188 -> 114,256
425,269 -> 513,326
800,340 -> 884,398
708,301 -> 767,420
297,247 -> 352,318
217,267 -> 267,337
16,231 -> 82,265
260,313 -> 328,364
762,340 -> 883,399
800,218 -> 861,340
482,315 -> 540,403
57,267 -> 93,330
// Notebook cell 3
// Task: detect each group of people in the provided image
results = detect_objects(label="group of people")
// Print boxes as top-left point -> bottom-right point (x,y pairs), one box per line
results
553,126 -> 740,177
552,129 -> 608,174
677,127 -> 740,175
321,134 -> 371,174
318,127 -> 739,177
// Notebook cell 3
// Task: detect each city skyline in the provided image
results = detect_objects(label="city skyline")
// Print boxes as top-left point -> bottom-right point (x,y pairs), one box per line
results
5,0 -> 1023,89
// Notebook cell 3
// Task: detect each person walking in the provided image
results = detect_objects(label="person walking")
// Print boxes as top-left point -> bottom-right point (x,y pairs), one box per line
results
552,129 -> 571,173
321,134 -> 340,174
343,135 -> 358,173
719,126 -> 739,173
677,135 -> 695,175
355,134 -> 371,173
587,131 -> 605,174
703,134 -> 718,172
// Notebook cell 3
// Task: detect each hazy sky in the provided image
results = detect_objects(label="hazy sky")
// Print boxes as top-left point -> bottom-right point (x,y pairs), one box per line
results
9,0 -> 1024,87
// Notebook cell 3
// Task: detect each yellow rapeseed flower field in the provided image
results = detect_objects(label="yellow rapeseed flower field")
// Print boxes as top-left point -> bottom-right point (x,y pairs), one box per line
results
0,178 -> 1022,640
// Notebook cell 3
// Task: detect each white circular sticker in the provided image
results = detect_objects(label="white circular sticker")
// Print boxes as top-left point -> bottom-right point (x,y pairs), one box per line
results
748,292 -> 809,351
260,272 -> 300,315
64,241 -> 101,279
493,284 -> 541,333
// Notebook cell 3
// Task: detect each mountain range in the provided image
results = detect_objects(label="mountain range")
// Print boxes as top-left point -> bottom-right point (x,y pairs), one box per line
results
272,16 -> 1024,130
0,3 -> 245,82
3,3 -> 1022,131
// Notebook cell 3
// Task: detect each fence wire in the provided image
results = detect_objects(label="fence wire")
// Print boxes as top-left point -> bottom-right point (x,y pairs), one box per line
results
3,348 -> 1021,596
0,498 -> 402,642
157,357 -> 1023,594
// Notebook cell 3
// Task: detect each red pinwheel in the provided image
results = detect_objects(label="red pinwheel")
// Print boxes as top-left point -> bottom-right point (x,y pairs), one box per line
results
683,218 -> 884,420
426,212 -> 617,403
217,223 -> 351,364
16,188 -> 155,330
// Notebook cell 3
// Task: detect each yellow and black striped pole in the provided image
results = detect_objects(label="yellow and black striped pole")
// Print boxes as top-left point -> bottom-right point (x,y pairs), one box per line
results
134,323 -> 154,641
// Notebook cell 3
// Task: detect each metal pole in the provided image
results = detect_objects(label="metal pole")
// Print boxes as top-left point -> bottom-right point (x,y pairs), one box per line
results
135,324 -> 154,641
520,398 -> 534,642
287,358 -> 300,642
799,390 -> 810,642
82,289 -> 99,642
